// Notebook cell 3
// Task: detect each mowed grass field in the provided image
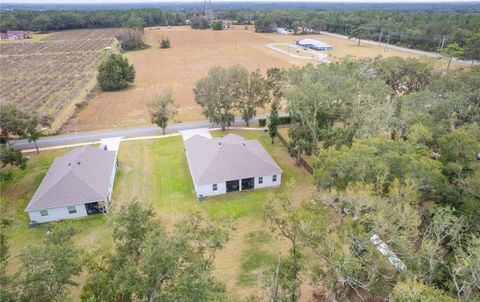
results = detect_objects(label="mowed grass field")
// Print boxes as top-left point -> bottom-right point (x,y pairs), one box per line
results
1,130 -> 313,300
64,26 -> 441,132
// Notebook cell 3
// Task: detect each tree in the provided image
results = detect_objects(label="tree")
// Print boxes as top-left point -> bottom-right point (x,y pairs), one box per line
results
449,234 -> 480,300
212,20 -> 223,30
190,15 -> 209,30
292,21 -> 302,35
18,225 -> 84,302
268,102 -> 279,144
0,144 -> 27,169
288,125 -> 315,166
160,36 -> 170,48
440,43 -> 464,71
82,200 -> 231,302
264,186 -> 303,302
97,54 -> 135,91
348,26 -> 369,46
237,69 -> 270,127
390,278 -> 457,302
462,31 -> 480,63
25,114 -> 50,153
149,90 -> 178,135
0,103 -> 28,144
266,67 -> 286,104
194,66 -> 246,131
374,57 -> 433,96
116,28 -> 148,51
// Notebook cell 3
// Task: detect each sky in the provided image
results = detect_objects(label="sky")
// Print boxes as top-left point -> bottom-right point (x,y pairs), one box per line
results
2,0 -> 479,3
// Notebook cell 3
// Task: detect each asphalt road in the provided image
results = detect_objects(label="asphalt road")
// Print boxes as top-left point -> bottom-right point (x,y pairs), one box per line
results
319,31 -> 479,66
11,114 -> 274,149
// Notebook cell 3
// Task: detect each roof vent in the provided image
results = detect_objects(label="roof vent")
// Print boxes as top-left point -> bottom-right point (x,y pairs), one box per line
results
242,143 -> 246,146
218,142 -> 221,146
68,163 -> 71,167
77,162 -> 81,165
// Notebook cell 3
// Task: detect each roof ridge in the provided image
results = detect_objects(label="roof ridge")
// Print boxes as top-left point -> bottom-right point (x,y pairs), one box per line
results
197,140 -> 223,181
26,171 -> 84,211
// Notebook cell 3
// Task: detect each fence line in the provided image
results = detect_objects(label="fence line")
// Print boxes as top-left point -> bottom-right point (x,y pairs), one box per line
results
276,132 -> 313,175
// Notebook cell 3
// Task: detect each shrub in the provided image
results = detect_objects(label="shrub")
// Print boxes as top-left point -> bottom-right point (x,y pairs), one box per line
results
212,20 -> 223,30
160,36 -> 170,48
97,54 -> 135,91
0,169 -> 12,182
278,116 -> 292,125
116,29 -> 148,51
259,118 -> 267,127
190,15 -> 209,29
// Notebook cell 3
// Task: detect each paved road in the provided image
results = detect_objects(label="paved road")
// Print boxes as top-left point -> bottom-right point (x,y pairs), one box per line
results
319,31 -> 479,66
11,114 -> 274,150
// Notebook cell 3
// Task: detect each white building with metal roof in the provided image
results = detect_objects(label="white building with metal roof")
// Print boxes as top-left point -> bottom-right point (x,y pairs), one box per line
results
295,38 -> 333,51
184,134 -> 282,198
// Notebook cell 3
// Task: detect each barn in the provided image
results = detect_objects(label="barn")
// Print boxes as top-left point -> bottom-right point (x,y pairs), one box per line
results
295,38 -> 333,51
184,133 -> 282,198
25,145 -> 117,223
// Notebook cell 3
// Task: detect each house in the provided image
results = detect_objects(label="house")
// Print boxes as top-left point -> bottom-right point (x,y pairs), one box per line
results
25,145 -> 117,223
184,133 -> 282,198
295,38 -> 333,51
5,30 -> 31,40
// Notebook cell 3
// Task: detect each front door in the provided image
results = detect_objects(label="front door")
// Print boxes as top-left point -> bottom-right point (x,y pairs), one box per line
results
226,180 -> 240,192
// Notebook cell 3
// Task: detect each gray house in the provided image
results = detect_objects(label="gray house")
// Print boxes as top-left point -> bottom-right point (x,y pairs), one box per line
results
25,145 -> 117,223
184,134 -> 282,197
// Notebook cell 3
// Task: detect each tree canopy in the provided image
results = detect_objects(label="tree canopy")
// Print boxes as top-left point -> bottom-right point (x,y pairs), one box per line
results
97,54 -> 136,91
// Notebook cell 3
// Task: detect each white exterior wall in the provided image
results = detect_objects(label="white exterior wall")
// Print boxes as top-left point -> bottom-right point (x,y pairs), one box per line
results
105,158 -> 117,212
196,182 -> 227,197
195,173 -> 282,197
254,174 -> 282,189
27,204 -> 88,223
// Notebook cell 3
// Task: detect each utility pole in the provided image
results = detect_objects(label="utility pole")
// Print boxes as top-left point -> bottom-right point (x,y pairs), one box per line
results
378,28 -> 383,47
440,35 -> 446,50
384,32 -> 390,52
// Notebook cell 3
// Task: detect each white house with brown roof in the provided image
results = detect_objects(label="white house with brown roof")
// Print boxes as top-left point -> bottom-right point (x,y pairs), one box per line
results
25,145 -> 117,223
184,133 -> 282,197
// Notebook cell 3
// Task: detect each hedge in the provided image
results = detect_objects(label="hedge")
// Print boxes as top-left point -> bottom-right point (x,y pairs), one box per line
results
259,118 -> 267,127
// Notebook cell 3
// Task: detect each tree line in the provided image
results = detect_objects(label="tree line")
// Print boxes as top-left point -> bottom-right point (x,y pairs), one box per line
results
254,10 -> 480,58
257,58 -> 479,300
0,8 -> 186,32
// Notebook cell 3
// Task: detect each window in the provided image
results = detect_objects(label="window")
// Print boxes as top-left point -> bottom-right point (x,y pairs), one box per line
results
40,210 -> 48,216
68,206 -> 77,214
213,184 -> 218,191
259,177 -> 263,184
272,175 -> 277,182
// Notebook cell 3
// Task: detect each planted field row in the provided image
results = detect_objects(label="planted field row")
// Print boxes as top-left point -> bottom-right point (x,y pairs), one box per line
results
0,29 -> 117,127
41,28 -> 121,41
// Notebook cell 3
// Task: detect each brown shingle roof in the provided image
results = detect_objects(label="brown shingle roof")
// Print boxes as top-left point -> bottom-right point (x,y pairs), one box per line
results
184,134 -> 282,185
25,146 -> 116,212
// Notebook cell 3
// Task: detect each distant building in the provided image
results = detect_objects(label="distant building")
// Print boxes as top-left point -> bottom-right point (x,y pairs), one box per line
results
184,133 -> 282,198
295,38 -> 333,51
4,30 -> 32,40
25,145 -> 118,223
274,27 -> 290,35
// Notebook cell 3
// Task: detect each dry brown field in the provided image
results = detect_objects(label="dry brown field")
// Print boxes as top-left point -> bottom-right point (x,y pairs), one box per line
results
0,29 -> 118,131
63,26 -> 461,132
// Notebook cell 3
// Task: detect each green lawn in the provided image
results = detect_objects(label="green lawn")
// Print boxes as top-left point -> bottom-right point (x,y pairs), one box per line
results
1,130 -> 313,300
